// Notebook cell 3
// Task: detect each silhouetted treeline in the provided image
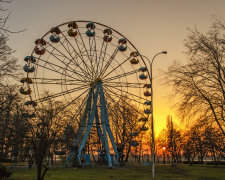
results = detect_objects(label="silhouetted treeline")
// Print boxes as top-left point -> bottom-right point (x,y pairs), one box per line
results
156,116 -> 225,165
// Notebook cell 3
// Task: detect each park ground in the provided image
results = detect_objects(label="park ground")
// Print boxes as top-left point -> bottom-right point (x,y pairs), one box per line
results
6,164 -> 225,180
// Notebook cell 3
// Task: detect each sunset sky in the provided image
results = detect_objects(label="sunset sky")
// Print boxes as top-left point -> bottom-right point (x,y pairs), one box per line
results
6,0 -> 225,136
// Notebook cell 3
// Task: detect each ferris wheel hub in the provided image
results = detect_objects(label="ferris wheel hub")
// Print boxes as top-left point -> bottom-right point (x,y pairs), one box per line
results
90,78 -> 102,87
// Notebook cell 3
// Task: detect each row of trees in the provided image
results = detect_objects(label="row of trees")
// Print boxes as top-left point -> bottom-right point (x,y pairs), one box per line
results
157,16 -> 225,165
0,87 -> 75,179
0,86 -> 150,179
156,116 -> 225,165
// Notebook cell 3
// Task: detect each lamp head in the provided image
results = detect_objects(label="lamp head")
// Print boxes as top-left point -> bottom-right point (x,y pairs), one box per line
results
162,51 -> 167,54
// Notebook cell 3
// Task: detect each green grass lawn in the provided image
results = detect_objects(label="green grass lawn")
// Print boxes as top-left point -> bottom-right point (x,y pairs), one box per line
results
7,164 -> 225,180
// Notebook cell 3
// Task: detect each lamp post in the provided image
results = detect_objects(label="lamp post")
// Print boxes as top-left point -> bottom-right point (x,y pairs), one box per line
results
142,51 -> 167,179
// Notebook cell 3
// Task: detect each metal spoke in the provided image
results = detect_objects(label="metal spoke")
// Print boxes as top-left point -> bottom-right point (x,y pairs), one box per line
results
105,96 -> 139,138
88,37 -> 96,77
105,81 -> 145,88
93,36 -> 99,76
103,85 -> 144,106
33,61 -> 87,83
104,84 -> 146,102
64,92 -> 90,131
99,45 -> 119,78
99,42 -> 109,77
54,87 -> 90,116
36,57 -> 87,82
57,39 -> 90,79
88,35 -> 99,78
59,36 -> 89,76
45,40 -> 89,80
45,43 -> 84,76
105,92 -> 139,126
104,69 -> 140,82
32,77 -> 86,86
104,87 -> 143,116
96,39 -> 105,76
103,85 -> 144,116
35,85 -> 89,103
102,56 -> 131,79
60,30 -> 93,77
43,44 -> 88,81
73,37 -> 93,75
77,28 -> 95,79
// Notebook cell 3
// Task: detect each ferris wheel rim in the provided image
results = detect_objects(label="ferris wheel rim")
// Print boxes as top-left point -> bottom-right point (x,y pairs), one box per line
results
22,20 -> 152,141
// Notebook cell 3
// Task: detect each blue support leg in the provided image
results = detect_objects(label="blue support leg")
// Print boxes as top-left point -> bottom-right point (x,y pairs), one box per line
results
99,83 -> 119,161
77,85 -> 100,165
99,82 -> 112,168
95,109 -> 105,147
66,88 -> 93,166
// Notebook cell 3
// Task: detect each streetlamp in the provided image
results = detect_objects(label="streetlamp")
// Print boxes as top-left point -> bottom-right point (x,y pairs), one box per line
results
142,51 -> 167,180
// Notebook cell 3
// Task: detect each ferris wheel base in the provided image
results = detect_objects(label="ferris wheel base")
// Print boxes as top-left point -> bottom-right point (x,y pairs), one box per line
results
65,82 -> 119,168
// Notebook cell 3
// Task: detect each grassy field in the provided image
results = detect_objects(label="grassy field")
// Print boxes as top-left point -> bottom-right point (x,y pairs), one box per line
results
7,164 -> 225,180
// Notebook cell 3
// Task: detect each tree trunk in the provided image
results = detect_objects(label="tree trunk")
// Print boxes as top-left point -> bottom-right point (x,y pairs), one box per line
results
37,162 -> 42,180
125,145 -> 131,162
41,166 -> 49,180
190,154 -> 196,166
91,151 -> 96,162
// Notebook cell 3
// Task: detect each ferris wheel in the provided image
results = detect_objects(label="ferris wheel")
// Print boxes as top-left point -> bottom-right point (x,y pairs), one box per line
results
20,20 -> 152,167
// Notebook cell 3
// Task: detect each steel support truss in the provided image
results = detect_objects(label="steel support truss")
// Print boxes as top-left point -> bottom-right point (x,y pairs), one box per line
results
66,82 -> 119,167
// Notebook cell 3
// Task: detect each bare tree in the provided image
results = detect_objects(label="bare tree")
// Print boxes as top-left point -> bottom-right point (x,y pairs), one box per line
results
106,95 -> 144,163
165,17 -> 225,136
0,0 -> 25,87
24,94 -> 73,180
0,36 -> 19,86
182,126 -> 204,165
0,85 -> 24,161
165,116 -> 182,165
0,0 -> 23,163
